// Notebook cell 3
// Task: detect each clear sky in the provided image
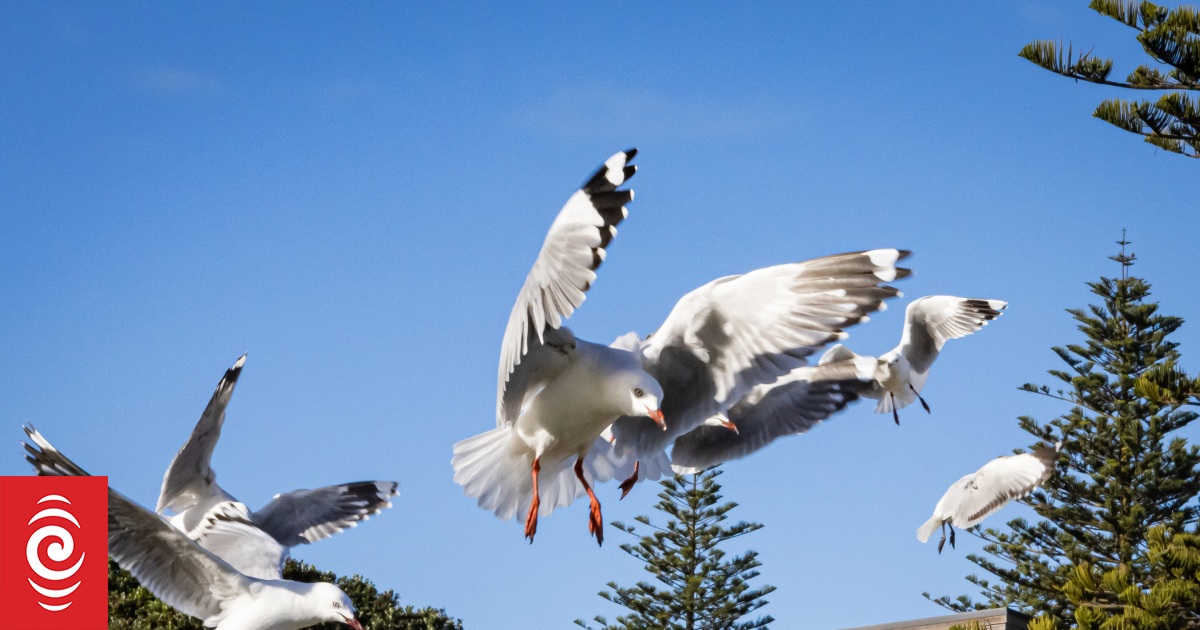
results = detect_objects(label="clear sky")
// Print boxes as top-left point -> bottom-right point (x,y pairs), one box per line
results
2,2 -> 1198,628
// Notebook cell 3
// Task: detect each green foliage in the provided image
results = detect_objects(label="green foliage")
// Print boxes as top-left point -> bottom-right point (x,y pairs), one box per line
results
1059,528 -> 1200,628
576,468 -> 775,630
1136,360 -> 1200,406
1019,1 -> 1200,157
283,560 -> 463,630
107,558 -> 462,630
927,245 -> 1200,628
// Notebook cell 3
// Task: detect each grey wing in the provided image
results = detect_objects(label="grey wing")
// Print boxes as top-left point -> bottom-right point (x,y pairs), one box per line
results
818,343 -> 860,365
899,296 -> 1006,375
496,150 -> 637,427
611,249 -> 910,459
157,354 -> 246,514
669,357 -> 876,472
252,480 -> 400,547
951,451 -> 1055,529
190,501 -> 289,580
23,426 -> 248,624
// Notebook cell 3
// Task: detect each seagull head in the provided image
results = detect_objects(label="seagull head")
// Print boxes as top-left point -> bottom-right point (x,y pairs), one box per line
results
702,413 -> 738,435
622,372 -> 665,430
310,582 -> 363,630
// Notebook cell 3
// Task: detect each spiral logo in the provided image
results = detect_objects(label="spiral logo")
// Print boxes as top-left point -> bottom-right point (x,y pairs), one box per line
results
26,494 -> 86,612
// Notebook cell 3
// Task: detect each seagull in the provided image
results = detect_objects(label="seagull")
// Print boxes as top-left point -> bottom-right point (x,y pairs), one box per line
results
668,355 -> 879,474
453,150 -> 662,546
917,442 -> 1061,553
601,249 -> 911,496
818,295 -> 1007,424
451,150 -> 911,545
156,355 -> 399,576
23,425 -> 364,630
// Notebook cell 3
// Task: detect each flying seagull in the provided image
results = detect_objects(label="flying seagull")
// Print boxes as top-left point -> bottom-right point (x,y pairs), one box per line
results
668,355 -> 879,474
157,354 -> 398,576
452,150 -> 912,545
819,295 -> 1006,424
453,149 -> 661,546
917,442 -> 1061,553
23,425 -> 364,630
601,250 -> 910,495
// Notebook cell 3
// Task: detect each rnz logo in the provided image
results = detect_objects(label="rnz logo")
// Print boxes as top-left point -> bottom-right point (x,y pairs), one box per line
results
1,476 -> 108,629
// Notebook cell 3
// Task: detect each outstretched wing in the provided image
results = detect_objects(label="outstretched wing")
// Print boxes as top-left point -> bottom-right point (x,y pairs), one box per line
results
252,481 -> 399,547
669,356 -> 876,472
899,296 -> 1006,378
496,150 -> 637,427
948,449 -> 1056,530
157,355 -> 246,514
23,426 -> 248,625
609,249 -> 910,462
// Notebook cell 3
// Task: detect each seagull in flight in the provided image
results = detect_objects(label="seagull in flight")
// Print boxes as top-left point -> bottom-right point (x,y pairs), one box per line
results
917,442 -> 1061,553
157,354 -> 398,577
667,355 -> 879,474
453,150 -> 661,546
453,150 -> 912,542
23,425 -> 365,630
819,295 -> 1006,424
601,250 -> 910,495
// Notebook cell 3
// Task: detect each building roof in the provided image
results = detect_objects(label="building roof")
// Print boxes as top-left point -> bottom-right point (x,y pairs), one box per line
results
838,607 -> 1031,630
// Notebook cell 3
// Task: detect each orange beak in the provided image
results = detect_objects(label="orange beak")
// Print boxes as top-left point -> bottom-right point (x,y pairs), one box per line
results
721,419 -> 739,435
647,408 -> 665,430
346,617 -> 364,630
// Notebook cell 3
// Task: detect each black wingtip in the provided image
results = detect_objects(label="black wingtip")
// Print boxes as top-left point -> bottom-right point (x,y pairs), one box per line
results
624,147 -> 638,160
582,150 -> 639,193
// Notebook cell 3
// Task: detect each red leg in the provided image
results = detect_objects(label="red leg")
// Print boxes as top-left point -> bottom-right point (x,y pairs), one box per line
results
574,457 -> 603,547
524,457 -> 541,543
618,460 -> 640,500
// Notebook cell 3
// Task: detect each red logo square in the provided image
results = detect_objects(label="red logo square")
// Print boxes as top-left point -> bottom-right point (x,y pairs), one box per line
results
0,476 -> 108,630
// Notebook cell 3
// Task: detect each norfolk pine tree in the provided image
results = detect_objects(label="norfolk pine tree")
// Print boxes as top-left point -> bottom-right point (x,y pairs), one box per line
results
927,243 -> 1200,628
576,467 -> 775,630
1020,1 -> 1200,158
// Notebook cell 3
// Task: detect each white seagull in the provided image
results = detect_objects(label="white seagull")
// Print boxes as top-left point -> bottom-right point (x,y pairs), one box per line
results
23,425 -> 364,630
452,150 -> 912,545
668,355 -> 879,474
818,295 -> 1007,424
157,355 -> 398,576
917,442 -> 1061,553
453,149 -> 662,546
602,250 -> 910,496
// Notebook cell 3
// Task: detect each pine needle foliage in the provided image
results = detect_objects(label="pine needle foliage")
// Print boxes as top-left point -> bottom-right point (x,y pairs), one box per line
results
576,468 -> 775,630
926,244 -> 1200,628
283,560 -> 463,630
1019,1 -> 1200,157
106,558 -> 462,629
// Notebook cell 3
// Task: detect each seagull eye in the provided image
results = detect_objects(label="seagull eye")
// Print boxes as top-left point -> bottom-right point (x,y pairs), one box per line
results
333,602 -> 341,608
634,388 -> 644,397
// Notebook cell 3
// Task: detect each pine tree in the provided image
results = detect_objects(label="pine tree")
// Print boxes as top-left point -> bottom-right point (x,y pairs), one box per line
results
106,558 -> 462,629
1019,0 -> 1200,158
576,467 -> 775,630
926,241 -> 1200,628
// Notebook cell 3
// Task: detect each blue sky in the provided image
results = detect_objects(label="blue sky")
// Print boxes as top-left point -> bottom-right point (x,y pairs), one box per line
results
2,2 -> 1198,628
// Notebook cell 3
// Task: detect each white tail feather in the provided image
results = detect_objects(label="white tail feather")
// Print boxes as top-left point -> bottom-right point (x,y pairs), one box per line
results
916,514 -> 943,542
875,388 -> 915,414
452,428 -> 587,522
